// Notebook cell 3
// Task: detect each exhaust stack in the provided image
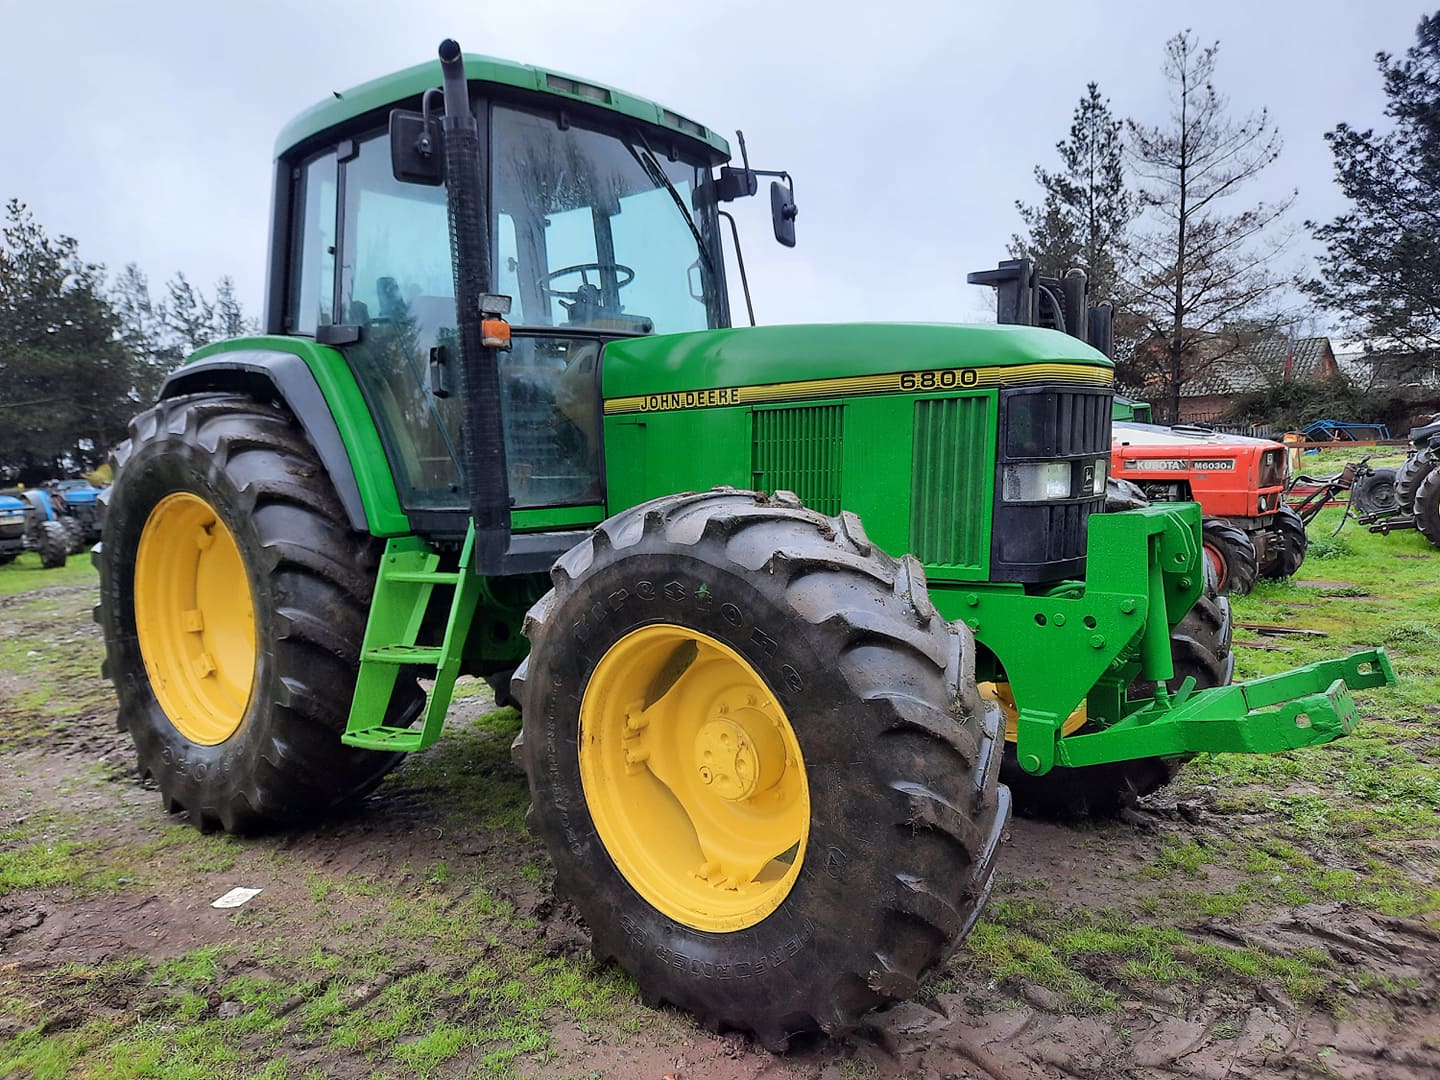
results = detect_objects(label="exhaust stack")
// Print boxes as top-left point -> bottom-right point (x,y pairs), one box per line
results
438,38 -> 511,573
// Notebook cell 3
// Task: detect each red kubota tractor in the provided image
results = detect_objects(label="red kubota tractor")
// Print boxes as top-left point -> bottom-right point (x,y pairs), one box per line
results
1110,402 -> 1306,594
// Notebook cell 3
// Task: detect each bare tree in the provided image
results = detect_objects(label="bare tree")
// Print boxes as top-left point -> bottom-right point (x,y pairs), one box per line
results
1123,32 -> 1297,421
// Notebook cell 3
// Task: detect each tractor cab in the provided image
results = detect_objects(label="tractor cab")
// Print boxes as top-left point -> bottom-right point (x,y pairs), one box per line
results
273,57 -> 738,517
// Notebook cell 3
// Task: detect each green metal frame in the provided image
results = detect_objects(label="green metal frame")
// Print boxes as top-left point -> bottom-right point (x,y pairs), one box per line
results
931,503 -> 1201,774
1057,650 -> 1393,766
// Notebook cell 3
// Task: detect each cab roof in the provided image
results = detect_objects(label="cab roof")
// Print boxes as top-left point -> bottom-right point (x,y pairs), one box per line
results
275,53 -> 731,161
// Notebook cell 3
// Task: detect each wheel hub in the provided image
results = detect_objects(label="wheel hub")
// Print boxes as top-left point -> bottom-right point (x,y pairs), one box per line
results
579,624 -> 810,932
694,704 -> 786,801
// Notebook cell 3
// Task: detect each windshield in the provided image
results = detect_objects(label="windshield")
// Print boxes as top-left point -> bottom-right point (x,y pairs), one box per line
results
491,104 -> 725,334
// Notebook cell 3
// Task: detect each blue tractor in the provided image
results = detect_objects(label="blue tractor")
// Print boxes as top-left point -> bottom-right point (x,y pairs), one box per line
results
47,478 -> 105,553
0,488 -> 69,568
0,492 -> 26,565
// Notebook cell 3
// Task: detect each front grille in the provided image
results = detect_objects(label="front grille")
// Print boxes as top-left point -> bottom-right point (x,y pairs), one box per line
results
751,405 -> 844,514
1004,387 -> 1110,458
910,396 -> 990,568
992,386 -> 1112,582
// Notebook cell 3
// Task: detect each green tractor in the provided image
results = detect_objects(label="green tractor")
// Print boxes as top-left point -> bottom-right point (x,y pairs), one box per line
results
95,41 -> 1394,1046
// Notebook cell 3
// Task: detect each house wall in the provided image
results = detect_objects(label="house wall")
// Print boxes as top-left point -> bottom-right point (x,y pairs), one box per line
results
1178,395 -> 1232,424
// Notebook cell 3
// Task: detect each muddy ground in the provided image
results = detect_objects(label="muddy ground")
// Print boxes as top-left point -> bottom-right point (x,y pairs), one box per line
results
2,532 -> 1438,1078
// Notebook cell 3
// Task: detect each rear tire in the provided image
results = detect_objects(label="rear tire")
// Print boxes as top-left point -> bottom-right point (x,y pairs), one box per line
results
1201,517 -> 1258,596
60,516 -> 86,555
1350,467 -> 1398,516
514,489 -> 1006,1047
95,393 -> 413,833
37,520 -> 68,569
1396,450 -> 1435,515
1414,467 -> 1440,548
1257,504 -> 1308,579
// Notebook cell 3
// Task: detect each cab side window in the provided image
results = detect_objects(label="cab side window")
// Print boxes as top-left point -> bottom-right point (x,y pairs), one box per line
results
289,153 -> 337,334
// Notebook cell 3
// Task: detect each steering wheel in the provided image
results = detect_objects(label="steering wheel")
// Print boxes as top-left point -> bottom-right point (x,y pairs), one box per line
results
539,262 -> 636,301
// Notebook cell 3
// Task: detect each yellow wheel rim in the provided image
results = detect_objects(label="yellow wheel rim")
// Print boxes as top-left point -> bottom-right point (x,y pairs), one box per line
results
134,492 -> 256,745
983,681 -> 1089,742
579,625 -> 810,933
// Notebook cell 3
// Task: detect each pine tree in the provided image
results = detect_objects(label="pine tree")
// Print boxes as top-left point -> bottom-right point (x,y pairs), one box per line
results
112,263 -> 169,401
1012,83 -> 1133,299
0,201 -> 139,476
161,271 -> 217,357
1308,12 -> 1440,384
212,276 -> 255,340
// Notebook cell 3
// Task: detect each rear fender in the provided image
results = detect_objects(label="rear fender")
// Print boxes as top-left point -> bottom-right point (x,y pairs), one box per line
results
161,350 -> 369,533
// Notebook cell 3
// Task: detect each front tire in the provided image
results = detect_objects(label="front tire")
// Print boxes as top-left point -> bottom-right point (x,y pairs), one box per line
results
1350,467 -> 1398,516
1413,467 -> 1440,548
1201,517 -> 1258,596
95,393 -> 412,833
514,489 -> 1006,1047
1257,504 -> 1308,580
1395,450 -> 1435,514
37,520 -> 68,569
60,516 -> 87,555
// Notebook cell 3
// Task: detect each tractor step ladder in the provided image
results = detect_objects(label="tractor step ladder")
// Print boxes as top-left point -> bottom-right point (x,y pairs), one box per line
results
341,527 -> 481,753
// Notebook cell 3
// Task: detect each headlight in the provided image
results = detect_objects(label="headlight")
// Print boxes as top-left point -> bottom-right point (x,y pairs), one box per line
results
0,513 -> 24,526
1001,457 -> 1108,502
1002,461 -> 1073,501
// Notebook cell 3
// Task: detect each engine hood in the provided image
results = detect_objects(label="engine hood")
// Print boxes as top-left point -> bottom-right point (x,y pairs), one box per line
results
601,323 -> 1113,410
1113,422 -> 1282,451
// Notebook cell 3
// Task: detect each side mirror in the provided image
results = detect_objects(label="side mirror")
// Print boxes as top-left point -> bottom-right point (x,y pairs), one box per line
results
770,180 -> 797,248
389,109 -> 444,185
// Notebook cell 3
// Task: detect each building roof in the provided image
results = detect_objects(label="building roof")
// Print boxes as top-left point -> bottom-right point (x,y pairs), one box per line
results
1184,336 -> 1334,396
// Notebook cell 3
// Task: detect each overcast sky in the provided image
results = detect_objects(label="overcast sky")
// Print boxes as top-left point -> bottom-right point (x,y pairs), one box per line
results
0,0 -> 1426,333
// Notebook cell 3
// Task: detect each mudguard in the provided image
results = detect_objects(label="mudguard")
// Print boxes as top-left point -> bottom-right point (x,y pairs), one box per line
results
161,350 -> 368,533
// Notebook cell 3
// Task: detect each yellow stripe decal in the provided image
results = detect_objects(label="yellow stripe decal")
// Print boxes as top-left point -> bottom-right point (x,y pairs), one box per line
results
604,362 -> 1112,415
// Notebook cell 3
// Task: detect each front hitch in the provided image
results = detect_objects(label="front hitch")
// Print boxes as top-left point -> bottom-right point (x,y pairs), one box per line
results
1051,649 -> 1395,769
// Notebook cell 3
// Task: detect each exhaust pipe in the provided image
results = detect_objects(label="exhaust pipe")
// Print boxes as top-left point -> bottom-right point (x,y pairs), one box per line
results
438,38 -> 511,573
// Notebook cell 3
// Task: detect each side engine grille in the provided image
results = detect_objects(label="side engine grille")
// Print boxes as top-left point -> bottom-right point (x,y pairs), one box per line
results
751,405 -> 844,514
910,396 -> 991,568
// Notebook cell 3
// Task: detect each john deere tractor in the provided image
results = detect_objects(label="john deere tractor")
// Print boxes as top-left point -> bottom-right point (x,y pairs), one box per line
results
96,41 -> 1394,1046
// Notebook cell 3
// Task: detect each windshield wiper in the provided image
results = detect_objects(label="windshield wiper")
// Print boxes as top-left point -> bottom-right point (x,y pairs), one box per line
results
628,133 -> 714,274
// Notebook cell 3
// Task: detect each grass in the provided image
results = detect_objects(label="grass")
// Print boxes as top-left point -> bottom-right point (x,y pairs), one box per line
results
0,552 -> 655,1075
0,865 -> 653,1079
0,551 -> 97,597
